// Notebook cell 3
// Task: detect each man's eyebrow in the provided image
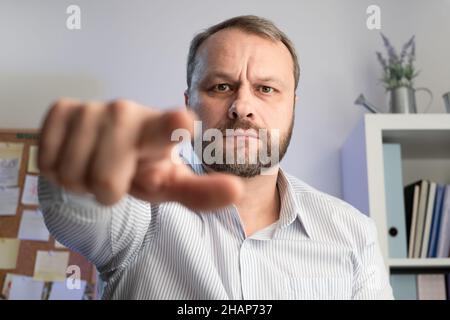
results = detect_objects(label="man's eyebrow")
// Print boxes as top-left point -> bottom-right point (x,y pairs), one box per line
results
201,71 -> 236,82
202,72 -> 286,87
256,77 -> 286,87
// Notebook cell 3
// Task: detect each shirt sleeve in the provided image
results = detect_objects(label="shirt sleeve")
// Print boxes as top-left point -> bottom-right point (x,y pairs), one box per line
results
352,217 -> 394,300
37,175 -> 153,277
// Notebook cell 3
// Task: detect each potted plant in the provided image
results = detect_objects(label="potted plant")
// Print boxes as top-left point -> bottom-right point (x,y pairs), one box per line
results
376,33 -> 432,113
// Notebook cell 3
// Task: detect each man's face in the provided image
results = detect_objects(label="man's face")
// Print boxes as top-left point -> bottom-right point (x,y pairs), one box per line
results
186,28 -> 296,177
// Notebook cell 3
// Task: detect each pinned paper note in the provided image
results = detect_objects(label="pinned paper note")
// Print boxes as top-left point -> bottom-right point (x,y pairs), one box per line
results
1,273 -> 14,298
0,142 -> 23,187
18,210 -> 50,242
8,274 -> 44,300
0,187 -> 20,216
54,240 -> 66,249
27,145 -> 40,174
21,174 -> 39,205
0,238 -> 20,269
49,280 -> 86,300
33,250 -> 69,282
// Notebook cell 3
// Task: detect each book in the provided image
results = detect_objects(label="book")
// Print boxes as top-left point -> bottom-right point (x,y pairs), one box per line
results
421,182 -> 437,258
414,180 -> 429,258
417,274 -> 447,300
436,185 -> 450,258
428,185 -> 446,258
404,181 -> 421,258
383,144 -> 408,258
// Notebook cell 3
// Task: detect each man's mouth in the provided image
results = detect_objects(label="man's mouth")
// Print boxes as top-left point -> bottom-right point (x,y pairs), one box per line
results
224,128 -> 259,139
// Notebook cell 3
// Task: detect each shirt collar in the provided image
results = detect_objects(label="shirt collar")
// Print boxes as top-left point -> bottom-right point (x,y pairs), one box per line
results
276,168 -> 313,239
179,143 -> 313,239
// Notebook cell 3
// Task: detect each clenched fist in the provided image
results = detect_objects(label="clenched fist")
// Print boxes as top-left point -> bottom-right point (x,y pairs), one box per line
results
38,98 -> 243,210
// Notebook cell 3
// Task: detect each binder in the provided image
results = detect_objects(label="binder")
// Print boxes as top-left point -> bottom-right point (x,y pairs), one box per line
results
382,144 -> 408,258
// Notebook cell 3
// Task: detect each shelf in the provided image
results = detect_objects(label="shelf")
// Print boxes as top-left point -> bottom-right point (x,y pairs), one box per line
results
389,258 -> 450,270
363,114 -> 450,130
341,114 -> 450,275
375,114 -> 450,158
383,129 -> 450,159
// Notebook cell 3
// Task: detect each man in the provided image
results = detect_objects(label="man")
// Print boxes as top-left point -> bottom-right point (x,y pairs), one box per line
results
38,15 -> 393,299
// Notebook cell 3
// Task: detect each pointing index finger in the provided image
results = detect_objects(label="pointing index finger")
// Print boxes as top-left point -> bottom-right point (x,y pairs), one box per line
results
137,109 -> 196,156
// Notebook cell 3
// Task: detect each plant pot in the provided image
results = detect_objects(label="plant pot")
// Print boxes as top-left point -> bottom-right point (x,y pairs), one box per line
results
389,86 -> 433,114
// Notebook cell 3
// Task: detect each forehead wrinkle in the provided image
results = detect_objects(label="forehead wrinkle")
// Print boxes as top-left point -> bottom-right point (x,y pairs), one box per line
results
193,29 -> 293,90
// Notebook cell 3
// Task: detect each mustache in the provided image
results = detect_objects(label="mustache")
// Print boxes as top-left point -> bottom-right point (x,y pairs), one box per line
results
216,120 -> 265,135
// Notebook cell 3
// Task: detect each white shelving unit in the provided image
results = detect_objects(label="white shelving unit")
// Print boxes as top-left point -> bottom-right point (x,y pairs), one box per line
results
341,114 -> 450,275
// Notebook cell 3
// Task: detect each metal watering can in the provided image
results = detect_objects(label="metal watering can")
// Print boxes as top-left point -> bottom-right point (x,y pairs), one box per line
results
443,92 -> 450,113
355,86 -> 434,114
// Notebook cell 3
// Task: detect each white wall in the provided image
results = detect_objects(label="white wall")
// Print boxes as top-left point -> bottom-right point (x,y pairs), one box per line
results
1,0 -> 449,198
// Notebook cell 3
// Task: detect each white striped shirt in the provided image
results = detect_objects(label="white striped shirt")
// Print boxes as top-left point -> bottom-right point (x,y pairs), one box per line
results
38,158 -> 393,300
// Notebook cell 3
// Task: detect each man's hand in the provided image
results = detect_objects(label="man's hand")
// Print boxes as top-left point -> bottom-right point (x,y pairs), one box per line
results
38,98 -> 243,210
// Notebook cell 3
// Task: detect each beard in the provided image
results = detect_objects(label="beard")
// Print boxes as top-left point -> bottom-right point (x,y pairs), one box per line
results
196,114 -> 294,178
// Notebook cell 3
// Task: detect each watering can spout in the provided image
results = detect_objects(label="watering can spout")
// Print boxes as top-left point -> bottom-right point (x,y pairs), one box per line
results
354,94 -> 381,114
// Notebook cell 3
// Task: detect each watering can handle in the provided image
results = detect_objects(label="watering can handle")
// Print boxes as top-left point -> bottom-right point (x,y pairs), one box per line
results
415,87 -> 433,113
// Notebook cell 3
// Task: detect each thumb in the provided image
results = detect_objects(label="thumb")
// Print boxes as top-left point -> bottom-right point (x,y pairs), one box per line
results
166,171 -> 244,211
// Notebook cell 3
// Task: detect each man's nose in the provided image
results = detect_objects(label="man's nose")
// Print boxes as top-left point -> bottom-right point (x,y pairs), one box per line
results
227,88 -> 255,120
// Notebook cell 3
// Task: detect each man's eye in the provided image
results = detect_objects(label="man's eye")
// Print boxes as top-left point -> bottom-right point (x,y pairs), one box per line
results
213,84 -> 231,92
259,86 -> 274,94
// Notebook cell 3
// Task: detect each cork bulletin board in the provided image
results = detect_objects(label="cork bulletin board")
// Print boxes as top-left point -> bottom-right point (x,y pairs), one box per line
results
0,129 -> 95,299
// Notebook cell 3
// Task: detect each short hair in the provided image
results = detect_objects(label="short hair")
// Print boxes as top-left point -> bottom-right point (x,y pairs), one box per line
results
186,15 -> 300,91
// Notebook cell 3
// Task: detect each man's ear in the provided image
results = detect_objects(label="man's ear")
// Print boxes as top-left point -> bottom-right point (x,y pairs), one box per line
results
184,89 -> 190,109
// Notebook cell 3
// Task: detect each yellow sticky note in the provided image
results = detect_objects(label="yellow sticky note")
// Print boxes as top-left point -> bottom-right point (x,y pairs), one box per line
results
0,142 -> 23,159
33,250 -> 69,282
0,238 -> 20,269
28,145 -> 39,174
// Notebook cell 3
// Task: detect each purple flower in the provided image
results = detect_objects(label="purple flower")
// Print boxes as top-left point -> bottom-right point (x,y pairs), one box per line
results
381,32 -> 399,64
376,33 -> 418,90
408,39 -> 416,64
376,51 -> 388,69
400,35 -> 415,63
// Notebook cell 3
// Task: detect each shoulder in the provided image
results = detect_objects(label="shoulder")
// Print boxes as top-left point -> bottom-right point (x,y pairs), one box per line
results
284,172 -> 377,248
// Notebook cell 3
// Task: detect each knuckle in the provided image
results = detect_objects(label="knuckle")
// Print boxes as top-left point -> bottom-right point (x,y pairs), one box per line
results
73,104 -> 95,126
76,104 -> 90,118
44,99 -> 79,133
50,99 -> 73,116
105,100 -> 138,130
109,99 -> 131,115
45,104 -> 64,126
